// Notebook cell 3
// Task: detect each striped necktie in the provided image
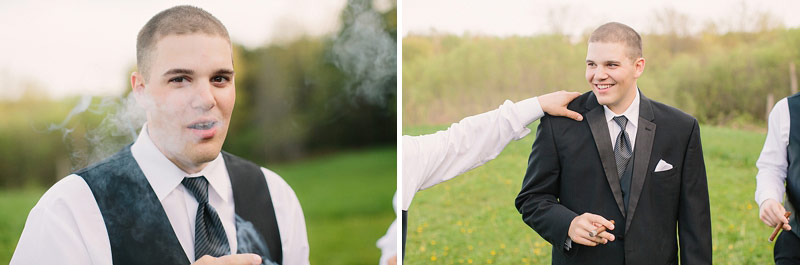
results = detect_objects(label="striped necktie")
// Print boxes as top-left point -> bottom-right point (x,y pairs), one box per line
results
182,176 -> 231,260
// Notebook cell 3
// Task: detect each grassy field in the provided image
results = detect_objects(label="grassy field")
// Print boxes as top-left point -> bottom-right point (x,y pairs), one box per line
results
0,146 -> 396,265
404,124 -> 774,264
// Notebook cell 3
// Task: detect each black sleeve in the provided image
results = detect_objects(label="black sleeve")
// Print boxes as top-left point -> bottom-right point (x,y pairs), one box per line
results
678,120 -> 713,264
515,116 -> 578,254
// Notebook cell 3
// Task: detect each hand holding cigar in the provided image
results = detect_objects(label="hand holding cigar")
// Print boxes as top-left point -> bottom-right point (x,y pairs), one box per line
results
769,212 -> 792,242
568,213 -> 615,246
589,220 -> 615,238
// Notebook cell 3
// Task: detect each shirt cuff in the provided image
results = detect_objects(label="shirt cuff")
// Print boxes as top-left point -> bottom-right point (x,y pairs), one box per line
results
515,97 -> 544,126
756,190 -> 784,208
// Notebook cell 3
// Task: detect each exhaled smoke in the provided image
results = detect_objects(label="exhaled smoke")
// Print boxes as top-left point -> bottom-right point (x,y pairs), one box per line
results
85,93 -> 146,166
47,95 -> 93,140
235,215 -> 279,265
330,0 -> 396,107
49,92 -> 145,170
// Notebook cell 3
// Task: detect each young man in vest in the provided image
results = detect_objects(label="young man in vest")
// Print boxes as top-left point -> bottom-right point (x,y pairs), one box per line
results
12,6 -> 309,265
757,95 -> 800,264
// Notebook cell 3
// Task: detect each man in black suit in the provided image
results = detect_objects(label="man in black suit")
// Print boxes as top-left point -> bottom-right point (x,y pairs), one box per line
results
515,22 -> 712,264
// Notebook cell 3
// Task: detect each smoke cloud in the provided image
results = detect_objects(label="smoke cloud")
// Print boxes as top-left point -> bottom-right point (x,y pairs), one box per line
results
235,215 -> 279,265
49,92 -> 145,170
330,0 -> 396,107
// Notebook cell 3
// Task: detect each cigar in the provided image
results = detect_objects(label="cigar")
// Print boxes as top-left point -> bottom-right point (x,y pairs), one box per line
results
589,220 -> 615,237
769,212 -> 792,242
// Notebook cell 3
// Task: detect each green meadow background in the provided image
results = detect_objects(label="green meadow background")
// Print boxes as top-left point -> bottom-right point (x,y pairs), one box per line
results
404,124 -> 770,264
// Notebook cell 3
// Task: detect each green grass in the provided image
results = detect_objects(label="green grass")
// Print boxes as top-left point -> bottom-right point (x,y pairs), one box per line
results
405,124 -> 775,264
272,146 -> 396,265
0,147 -> 396,265
0,189 -> 44,264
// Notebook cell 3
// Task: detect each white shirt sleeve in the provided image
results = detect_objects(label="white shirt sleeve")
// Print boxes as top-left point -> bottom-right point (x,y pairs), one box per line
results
261,168 -> 310,265
402,97 -> 545,210
11,174 -> 112,265
756,98 -> 791,207
375,194 -> 397,265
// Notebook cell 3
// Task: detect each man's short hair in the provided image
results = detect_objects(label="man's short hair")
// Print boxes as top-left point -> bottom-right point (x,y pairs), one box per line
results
136,5 -> 230,80
588,22 -> 643,61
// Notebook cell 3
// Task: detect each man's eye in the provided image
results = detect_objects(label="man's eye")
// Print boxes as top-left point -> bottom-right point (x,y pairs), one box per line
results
169,77 -> 187,83
212,76 -> 230,83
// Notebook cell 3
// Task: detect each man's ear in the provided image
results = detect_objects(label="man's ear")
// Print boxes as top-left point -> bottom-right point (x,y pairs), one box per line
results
131,72 -> 147,108
633,57 -> 645,79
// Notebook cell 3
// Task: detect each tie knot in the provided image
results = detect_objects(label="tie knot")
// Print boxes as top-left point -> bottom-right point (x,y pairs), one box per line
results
182,176 -> 209,203
613,116 -> 628,130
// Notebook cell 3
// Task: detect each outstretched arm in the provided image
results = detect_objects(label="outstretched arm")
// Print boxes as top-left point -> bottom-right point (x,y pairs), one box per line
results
402,91 -> 581,210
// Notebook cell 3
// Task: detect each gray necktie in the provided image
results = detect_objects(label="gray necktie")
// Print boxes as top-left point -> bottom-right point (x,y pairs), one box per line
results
613,116 -> 632,179
182,176 -> 230,260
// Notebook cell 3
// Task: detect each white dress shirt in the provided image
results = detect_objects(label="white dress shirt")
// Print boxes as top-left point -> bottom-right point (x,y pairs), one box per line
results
755,98 -> 791,207
375,194 -> 397,265
401,97 -> 545,211
604,90 -> 641,150
11,124 -> 309,265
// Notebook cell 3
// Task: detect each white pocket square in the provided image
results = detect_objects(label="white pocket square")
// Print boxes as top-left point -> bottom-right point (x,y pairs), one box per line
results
654,159 -> 673,172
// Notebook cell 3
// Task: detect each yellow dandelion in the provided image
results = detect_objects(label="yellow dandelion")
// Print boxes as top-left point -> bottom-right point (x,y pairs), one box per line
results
747,203 -> 753,210
457,220 -> 463,226
431,255 -> 437,261
420,246 -> 426,252
467,259 -> 473,264
533,248 -> 542,255
500,243 -> 506,249
490,250 -> 496,256
728,244 -> 733,250
468,245 -> 474,250
460,228 -> 466,233
444,246 -> 450,251
431,240 -> 437,246
522,258 -> 529,263
487,259 -> 493,264
417,226 -> 424,233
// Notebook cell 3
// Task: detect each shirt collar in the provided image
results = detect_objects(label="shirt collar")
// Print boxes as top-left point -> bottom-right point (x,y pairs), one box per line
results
130,123 -> 231,203
603,89 -> 640,129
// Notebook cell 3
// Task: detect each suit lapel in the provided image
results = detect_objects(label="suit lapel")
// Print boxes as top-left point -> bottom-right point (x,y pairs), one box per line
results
585,95 -> 627,217
624,94 -> 656,233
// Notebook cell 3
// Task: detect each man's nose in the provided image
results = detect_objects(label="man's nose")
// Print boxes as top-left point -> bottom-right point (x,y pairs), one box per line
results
594,67 -> 609,80
191,81 -> 216,111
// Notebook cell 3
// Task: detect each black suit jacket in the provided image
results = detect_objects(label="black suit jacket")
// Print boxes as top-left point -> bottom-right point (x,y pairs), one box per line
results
515,91 -> 711,265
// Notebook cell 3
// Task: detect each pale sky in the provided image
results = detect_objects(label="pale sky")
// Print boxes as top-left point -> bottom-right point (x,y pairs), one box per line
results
403,0 -> 800,38
0,0 -> 396,100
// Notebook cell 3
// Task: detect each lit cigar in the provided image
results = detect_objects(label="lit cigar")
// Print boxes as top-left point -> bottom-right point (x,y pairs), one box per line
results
589,220 -> 615,238
769,212 -> 792,242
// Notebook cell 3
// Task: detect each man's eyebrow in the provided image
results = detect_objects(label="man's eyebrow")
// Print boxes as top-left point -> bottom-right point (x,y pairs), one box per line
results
162,68 -> 194,76
214,69 -> 235,75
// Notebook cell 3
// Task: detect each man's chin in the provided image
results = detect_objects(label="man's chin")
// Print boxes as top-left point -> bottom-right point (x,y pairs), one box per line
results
187,143 -> 223,163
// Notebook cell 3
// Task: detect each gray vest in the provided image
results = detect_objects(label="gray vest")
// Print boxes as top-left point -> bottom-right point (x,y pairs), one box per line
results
75,145 -> 283,265
785,93 -> 800,238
